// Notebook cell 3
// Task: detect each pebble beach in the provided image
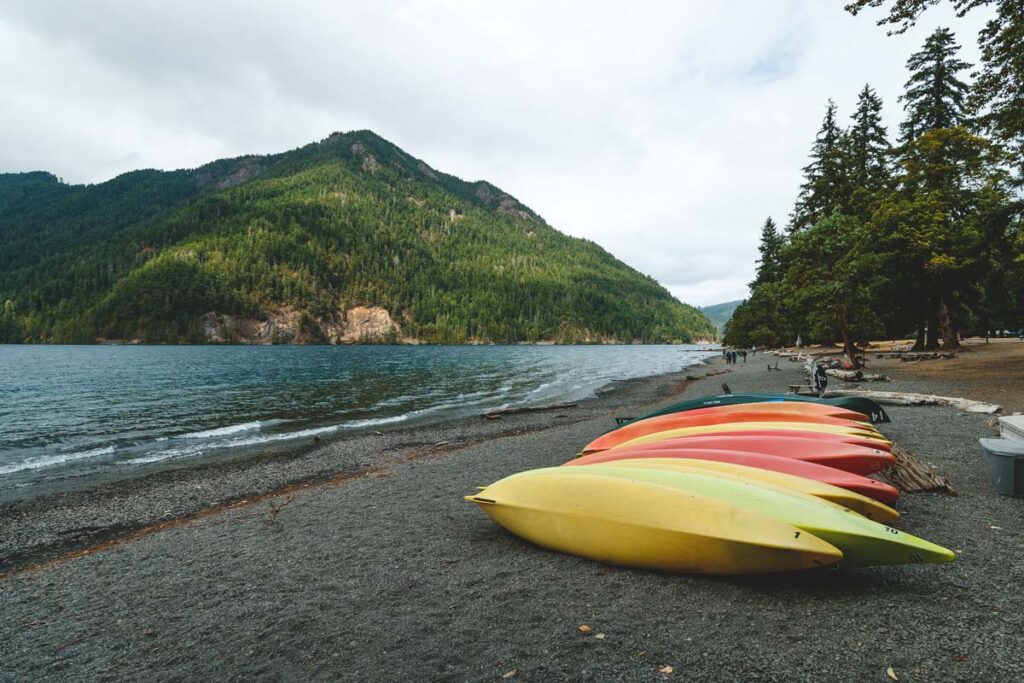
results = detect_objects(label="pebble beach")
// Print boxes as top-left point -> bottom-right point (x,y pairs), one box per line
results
2,342 -> 1023,681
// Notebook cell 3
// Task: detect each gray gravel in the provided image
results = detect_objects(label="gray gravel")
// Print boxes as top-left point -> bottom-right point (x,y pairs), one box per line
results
2,355 -> 1022,682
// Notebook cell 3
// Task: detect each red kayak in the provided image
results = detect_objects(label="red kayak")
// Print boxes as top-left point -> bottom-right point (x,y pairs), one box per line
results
564,448 -> 900,504
649,402 -> 870,423
608,434 -> 895,474
583,412 -> 879,454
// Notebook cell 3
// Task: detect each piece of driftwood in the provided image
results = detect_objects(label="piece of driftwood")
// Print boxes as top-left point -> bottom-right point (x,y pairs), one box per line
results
481,401 -> 578,419
900,352 -> 957,362
877,442 -> 956,495
825,369 -> 893,382
822,389 -> 1003,415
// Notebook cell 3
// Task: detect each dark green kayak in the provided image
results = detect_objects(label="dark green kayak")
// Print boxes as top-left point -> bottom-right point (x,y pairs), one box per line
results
614,393 -> 891,427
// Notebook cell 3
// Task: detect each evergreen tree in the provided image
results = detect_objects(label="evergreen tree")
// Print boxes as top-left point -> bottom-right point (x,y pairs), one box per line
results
784,214 -> 885,366
752,217 -> 786,287
972,0 -> 1024,184
790,99 -> 850,232
898,27 -> 972,142
847,84 -> 894,193
847,0 -> 1024,182
871,126 -> 1009,349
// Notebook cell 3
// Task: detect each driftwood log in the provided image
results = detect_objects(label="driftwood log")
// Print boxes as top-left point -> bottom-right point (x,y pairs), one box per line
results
878,441 -> 956,495
481,401 -> 578,420
821,389 -> 1002,415
824,369 -> 893,382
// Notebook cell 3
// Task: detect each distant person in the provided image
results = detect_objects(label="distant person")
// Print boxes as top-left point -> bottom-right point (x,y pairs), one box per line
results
813,362 -> 828,397
750,346 -> 756,357
740,350 -> 747,363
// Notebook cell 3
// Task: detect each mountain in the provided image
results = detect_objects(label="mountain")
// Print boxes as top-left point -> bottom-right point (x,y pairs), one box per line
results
699,299 -> 744,334
0,131 -> 716,345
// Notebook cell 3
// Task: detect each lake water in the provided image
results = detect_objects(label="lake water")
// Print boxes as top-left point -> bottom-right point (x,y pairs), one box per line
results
0,344 -> 712,494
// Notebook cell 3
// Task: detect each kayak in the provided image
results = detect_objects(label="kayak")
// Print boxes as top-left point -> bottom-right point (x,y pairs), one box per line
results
466,468 -> 844,574
597,428 -> 891,453
583,412 -> 881,454
640,401 -> 871,423
618,393 -> 891,426
608,422 -> 891,452
598,434 -> 895,474
566,447 -> 900,504
574,466 -> 952,567
578,457 -> 899,522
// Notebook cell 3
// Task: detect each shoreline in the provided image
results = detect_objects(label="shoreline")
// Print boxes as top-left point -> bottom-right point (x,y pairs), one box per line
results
0,359 -> 717,575
3,346 -> 1023,680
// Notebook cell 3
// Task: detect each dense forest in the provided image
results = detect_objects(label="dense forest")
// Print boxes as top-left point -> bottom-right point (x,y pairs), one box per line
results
0,131 -> 715,345
725,0 -> 1023,363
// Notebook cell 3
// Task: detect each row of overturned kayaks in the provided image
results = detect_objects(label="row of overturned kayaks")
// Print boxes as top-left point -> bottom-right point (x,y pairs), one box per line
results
466,392 -> 956,574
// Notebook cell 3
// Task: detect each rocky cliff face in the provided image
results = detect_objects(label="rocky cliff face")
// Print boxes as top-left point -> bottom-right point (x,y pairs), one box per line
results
198,306 -> 406,344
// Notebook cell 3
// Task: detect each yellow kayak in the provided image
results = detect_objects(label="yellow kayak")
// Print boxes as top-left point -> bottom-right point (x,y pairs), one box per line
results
577,466 -> 954,567
466,469 -> 843,574
610,421 -> 891,451
591,457 -> 899,523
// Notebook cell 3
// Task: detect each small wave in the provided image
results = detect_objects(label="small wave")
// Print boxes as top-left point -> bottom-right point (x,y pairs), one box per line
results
178,421 -> 263,439
0,445 -> 116,476
339,414 -> 411,429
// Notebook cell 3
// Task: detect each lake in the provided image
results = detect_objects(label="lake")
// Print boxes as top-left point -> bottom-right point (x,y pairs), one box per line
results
0,344 -> 713,494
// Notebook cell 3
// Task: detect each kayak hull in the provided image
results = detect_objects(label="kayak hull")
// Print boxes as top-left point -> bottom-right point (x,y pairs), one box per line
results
573,466 -> 952,567
584,412 -> 881,454
605,434 -> 895,474
466,469 -> 843,574
620,393 -> 891,425
583,457 -> 899,522
607,421 -> 891,453
567,447 -> 901,504
640,401 -> 871,423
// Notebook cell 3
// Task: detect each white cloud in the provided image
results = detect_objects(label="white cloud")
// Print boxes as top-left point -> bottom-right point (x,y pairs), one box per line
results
0,0 -> 993,306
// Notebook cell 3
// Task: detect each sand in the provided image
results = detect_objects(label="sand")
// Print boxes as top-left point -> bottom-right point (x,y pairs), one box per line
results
2,345 -> 1023,681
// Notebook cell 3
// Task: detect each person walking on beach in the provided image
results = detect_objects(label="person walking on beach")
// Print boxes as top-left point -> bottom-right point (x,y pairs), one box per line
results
813,362 -> 828,397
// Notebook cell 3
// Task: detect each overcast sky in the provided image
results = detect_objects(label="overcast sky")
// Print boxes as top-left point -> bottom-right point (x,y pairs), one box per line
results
0,1 -> 993,306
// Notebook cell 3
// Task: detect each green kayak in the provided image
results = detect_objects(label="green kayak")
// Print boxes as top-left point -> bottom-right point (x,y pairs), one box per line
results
615,393 -> 891,427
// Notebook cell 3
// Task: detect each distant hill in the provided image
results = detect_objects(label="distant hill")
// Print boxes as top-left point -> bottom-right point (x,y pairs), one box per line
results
0,131 -> 716,344
700,299 -> 745,334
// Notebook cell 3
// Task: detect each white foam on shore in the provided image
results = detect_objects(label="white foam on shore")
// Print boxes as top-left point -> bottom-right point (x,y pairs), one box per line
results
0,445 -> 116,475
178,421 -> 263,439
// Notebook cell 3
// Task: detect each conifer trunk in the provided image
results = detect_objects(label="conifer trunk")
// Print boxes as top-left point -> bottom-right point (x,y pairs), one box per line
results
938,296 -> 961,350
841,325 -> 862,369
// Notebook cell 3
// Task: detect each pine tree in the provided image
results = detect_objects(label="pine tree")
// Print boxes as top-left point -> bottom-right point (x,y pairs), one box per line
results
847,84 -> 893,192
899,27 -> 971,142
790,99 -> 850,232
972,0 -> 1024,184
752,217 -> 786,287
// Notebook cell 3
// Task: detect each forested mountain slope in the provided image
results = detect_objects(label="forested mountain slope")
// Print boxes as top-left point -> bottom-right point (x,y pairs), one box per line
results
699,300 -> 744,334
0,131 -> 715,344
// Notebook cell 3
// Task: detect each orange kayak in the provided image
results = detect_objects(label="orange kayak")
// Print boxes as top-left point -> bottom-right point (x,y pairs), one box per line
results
565,448 -> 900,504
583,412 -> 879,454
594,434 -> 895,475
